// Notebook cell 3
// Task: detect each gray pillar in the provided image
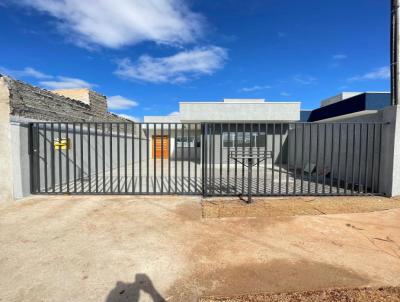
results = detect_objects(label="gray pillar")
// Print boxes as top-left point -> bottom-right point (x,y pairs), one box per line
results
381,105 -> 400,196
0,77 -> 14,202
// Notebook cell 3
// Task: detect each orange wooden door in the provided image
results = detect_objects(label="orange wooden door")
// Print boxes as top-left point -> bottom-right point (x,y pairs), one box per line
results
152,136 -> 169,159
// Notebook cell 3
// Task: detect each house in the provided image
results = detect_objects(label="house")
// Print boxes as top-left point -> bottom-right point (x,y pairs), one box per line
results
144,98 -> 300,161
308,92 -> 391,122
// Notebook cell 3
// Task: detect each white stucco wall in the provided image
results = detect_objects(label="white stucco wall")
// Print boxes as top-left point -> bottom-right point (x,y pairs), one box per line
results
179,102 -> 300,122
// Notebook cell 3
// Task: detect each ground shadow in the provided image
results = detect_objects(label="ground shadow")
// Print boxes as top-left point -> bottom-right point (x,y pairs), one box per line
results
105,274 -> 166,302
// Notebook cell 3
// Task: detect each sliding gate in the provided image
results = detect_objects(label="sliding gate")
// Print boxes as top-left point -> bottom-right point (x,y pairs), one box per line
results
29,122 -> 386,196
29,122 -> 202,194
202,122 -> 385,196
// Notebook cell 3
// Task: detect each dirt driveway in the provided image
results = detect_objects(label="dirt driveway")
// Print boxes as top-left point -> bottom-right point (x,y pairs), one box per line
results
0,196 -> 400,302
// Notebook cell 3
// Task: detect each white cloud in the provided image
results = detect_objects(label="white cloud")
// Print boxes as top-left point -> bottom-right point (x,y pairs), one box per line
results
333,54 -> 347,60
348,66 -> 390,82
40,76 -> 95,89
114,113 -> 141,122
107,95 -> 138,110
0,65 -> 96,90
168,111 -> 180,116
16,0 -> 204,48
280,91 -> 291,97
115,46 -> 228,83
0,66 -> 52,79
293,74 -> 317,85
239,85 -> 271,92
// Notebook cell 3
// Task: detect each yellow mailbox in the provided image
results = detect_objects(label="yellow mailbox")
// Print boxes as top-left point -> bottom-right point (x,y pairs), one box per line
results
54,138 -> 70,150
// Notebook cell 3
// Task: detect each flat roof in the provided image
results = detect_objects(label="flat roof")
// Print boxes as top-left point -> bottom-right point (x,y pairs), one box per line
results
179,101 -> 301,104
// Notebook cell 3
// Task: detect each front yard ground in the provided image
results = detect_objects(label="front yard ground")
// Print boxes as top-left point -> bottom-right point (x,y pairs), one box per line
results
0,195 -> 399,301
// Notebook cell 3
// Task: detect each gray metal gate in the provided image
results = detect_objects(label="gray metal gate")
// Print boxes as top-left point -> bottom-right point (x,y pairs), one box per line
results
29,122 -> 202,195
202,122 -> 385,196
29,121 -> 386,196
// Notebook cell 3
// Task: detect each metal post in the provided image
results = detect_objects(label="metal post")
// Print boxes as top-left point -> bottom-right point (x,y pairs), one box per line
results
392,0 -> 400,105
248,158 -> 253,203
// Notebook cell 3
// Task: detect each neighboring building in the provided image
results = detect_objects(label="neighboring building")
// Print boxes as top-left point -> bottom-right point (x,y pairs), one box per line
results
2,75 -> 133,123
0,75 -> 135,201
308,92 -> 391,122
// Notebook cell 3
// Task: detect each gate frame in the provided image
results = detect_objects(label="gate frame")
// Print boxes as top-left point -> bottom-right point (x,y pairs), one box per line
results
28,121 -> 386,197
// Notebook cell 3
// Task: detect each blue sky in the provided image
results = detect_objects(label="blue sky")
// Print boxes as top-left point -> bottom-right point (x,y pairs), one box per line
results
0,0 -> 391,121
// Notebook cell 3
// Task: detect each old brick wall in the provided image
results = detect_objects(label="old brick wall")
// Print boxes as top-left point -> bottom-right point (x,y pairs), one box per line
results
3,75 -> 130,123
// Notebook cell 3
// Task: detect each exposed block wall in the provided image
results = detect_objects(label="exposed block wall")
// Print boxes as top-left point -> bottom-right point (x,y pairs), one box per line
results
2,75 -> 130,123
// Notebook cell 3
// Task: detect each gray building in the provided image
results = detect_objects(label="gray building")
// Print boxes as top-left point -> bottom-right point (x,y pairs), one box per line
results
144,98 -> 300,123
308,92 -> 391,122
144,99 -> 300,164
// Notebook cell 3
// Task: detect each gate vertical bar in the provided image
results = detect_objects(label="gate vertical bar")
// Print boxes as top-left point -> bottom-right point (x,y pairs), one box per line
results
234,123 -> 238,194
336,124 -> 342,194
293,124 -> 297,194
264,124 -> 268,194
102,123 -> 105,193
139,124 -> 142,194
132,123 -> 135,193
219,123 -> 222,195
51,123 -> 55,192
95,123 -> 98,193
168,124 -> 171,193
194,123 -> 198,193
351,124 -> 357,194
161,124 -> 164,194
181,124 -> 185,193
43,123 -> 48,193
145,124 -> 149,194
364,124 -> 370,193
28,123 -> 36,193
227,123 -> 230,195
279,123 -> 283,195
308,124 -> 312,194
175,123 -> 178,193
73,123 -> 77,193
66,123 -> 70,193
38,123 -> 42,193
357,124 -> 363,194
109,123 -> 113,193
315,124 -> 319,194
330,124 -> 335,194
249,123 -> 253,196
58,123 -> 62,192
377,124 -> 383,193
242,124 -> 245,196
117,124 -> 120,193
370,124 -> 377,194
322,124 -> 327,194
188,123 -> 191,193
271,124 -> 275,194
88,123 -> 91,193
154,123 -> 157,194
124,123 -> 128,193
201,123 -> 206,196
301,124 -> 305,194
257,123 -> 260,195
344,124 -> 349,194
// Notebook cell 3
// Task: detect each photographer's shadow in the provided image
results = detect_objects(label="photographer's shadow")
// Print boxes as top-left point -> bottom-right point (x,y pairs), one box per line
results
105,273 -> 166,302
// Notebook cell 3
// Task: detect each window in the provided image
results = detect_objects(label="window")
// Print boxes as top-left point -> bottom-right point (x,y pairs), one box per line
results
222,132 -> 266,148
176,137 -> 197,147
